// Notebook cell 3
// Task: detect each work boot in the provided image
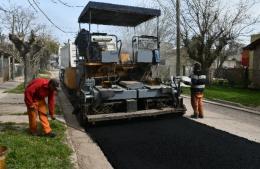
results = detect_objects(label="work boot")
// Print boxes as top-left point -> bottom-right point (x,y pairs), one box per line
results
30,132 -> 40,136
190,114 -> 198,119
45,132 -> 56,138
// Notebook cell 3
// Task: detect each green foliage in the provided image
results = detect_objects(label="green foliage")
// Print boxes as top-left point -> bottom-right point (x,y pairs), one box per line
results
5,83 -> 24,94
182,86 -> 260,107
0,121 -> 73,169
55,105 -> 63,115
38,36 -> 59,55
38,70 -> 52,74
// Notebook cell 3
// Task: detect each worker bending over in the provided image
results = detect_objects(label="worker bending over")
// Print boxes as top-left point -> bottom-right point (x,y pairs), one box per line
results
24,78 -> 59,137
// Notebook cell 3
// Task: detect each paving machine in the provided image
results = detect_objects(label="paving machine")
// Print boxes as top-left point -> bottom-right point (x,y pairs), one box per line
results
63,1 -> 186,125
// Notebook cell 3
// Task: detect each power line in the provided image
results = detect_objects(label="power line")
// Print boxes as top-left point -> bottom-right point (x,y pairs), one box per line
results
50,0 -> 58,4
31,0 -> 76,34
56,0 -> 84,8
27,0 -> 38,13
0,6 -> 10,13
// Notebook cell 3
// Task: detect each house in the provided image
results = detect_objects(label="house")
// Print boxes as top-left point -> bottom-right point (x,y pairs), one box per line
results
160,42 -> 194,77
243,34 -> 260,89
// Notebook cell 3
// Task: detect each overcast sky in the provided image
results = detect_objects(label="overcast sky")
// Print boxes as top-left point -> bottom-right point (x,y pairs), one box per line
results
1,0 -> 260,44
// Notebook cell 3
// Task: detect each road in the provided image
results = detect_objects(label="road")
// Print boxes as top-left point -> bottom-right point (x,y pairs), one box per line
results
86,97 -> 260,169
54,65 -> 260,169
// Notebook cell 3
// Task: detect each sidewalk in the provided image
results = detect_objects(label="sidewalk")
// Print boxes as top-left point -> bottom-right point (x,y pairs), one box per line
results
182,95 -> 260,116
57,81 -> 113,169
0,77 -> 26,116
0,75 -> 80,169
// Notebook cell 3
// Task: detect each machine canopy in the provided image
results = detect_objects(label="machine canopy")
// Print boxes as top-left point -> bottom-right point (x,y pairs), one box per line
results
78,1 -> 161,27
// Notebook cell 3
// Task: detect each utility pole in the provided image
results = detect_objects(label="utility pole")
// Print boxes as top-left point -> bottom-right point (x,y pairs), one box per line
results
176,0 -> 181,76
11,14 -> 15,80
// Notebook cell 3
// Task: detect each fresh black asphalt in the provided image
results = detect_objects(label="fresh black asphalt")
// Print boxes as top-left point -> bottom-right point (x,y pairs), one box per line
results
87,116 -> 260,169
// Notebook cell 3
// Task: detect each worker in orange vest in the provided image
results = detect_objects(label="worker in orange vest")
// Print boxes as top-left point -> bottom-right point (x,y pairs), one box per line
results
190,63 -> 206,118
24,78 -> 59,137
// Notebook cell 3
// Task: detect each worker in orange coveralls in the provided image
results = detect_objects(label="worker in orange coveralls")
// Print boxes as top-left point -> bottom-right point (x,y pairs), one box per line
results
190,63 -> 206,119
24,78 -> 59,137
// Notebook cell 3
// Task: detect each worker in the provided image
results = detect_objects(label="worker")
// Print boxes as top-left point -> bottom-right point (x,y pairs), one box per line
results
75,28 -> 90,57
189,63 -> 206,118
24,78 -> 60,137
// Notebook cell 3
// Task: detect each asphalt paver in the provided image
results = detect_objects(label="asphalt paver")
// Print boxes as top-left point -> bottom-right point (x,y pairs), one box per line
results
87,116 -> 260,169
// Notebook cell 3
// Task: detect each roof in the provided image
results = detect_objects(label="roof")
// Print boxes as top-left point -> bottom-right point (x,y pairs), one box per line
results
78,1 -> 161,27
243,38 -> 260,50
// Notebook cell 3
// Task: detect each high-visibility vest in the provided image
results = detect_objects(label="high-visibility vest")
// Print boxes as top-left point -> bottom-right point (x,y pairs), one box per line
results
190,74 -> 206,93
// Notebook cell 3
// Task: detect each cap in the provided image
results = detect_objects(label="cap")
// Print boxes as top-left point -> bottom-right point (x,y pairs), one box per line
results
49,78 -> 60,91
194,62 -> 201,70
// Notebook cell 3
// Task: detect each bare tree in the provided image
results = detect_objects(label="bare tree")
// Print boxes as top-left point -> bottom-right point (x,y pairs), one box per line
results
9,31 -> 42,85
1,4 -> 46,37
117,0 -> 176,52
156,0 -> 259,79
1,3 -> 56,85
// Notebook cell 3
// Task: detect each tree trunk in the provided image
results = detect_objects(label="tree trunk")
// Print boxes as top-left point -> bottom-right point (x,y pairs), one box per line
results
23,58 -> 27,88
201,63 -> 211,85
23,55 -> 31,87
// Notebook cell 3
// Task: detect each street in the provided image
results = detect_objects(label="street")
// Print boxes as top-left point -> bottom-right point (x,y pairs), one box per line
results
0,78 -> 260,169
1,1 -> 260,168
61,86 -> 260,169
86,98 -> 260,169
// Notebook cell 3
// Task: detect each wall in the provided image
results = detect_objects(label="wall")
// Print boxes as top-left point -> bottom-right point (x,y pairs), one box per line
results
249,34 -> 260,81
0,55 -> 10,83
0,54 -> 3,82
252,46 -> 260,88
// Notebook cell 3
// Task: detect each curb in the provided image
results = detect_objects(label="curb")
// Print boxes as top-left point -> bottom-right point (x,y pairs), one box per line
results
57,90 -> 80,169
182,95 -> 260,116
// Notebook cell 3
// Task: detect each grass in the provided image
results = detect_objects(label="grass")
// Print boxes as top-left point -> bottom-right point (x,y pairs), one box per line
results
37,70 -> 52,79
55,105 -> 63,115
37,74 -> 51,79
181,86 -> 260,107
0,112 -> 27,116
0,121 -> 73,169
5,83 -> 25,94
5,70 -> 52,94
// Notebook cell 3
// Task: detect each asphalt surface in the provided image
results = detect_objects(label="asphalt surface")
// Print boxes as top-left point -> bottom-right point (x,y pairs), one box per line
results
87,116 -> 260,169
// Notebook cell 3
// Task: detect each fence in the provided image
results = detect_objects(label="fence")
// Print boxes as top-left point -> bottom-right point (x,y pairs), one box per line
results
212,67 -> 260,88
0,55 -> 10,82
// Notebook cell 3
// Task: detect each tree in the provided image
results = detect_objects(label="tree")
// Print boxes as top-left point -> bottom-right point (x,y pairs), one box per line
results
9,31 -> 42,86
216,41 -> 244,70
0,32 -> 21,63
1,4 -> 45,37
9,32 -> 59,86
118,3 -> 175,53
36,35 -> 59,70
1,3 -> 57,85
156,0 -> 259,79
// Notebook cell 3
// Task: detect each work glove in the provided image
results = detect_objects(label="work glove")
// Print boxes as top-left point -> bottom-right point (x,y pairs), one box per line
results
29,105 -> 36,112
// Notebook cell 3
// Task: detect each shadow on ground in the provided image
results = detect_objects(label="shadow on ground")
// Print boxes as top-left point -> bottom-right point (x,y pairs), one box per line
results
87,116 -> 260,169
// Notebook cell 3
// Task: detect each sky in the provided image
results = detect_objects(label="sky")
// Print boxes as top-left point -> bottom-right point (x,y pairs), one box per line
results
1,0 -> 260,44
